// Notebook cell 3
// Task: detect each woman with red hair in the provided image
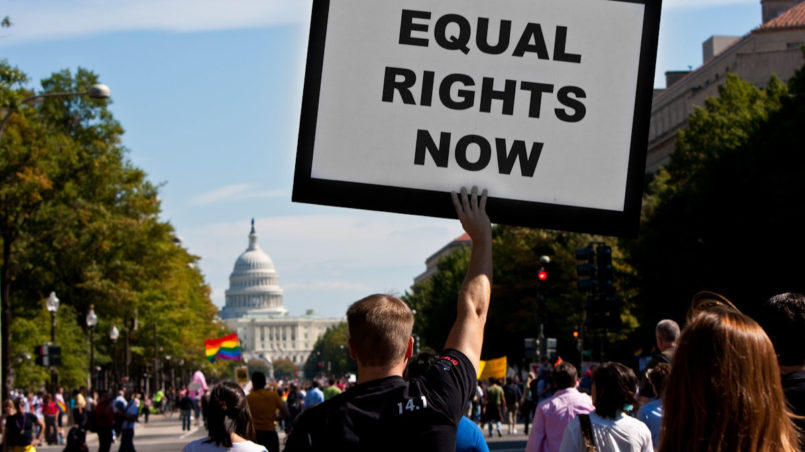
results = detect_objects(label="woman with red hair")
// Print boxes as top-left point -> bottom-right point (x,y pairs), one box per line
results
658,292 -> 799,452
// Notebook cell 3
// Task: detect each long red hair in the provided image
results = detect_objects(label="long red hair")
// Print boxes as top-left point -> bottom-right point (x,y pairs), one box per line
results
659,293 -> 799,451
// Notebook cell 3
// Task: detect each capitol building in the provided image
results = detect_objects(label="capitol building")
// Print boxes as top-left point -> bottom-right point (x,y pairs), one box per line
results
220,220 -> 343,367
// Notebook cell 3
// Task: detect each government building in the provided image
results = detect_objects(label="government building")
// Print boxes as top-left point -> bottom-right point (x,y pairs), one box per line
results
220,220 -> 343,370
647,0 -> 805,172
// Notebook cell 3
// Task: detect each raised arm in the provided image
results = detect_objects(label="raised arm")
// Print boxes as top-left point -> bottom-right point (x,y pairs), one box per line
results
444,186 -> 492,373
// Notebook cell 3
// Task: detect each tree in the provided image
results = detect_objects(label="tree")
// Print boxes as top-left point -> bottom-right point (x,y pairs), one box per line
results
404,226 -> 639,365
303,323 -> 355,379
626,65 -> 805,324
1,61 -> 226,399
272,359 -> 299,381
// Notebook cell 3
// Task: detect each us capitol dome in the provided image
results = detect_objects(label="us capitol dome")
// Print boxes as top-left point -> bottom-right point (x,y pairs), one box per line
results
220,219 -> 287,319
220,220 -> 342,368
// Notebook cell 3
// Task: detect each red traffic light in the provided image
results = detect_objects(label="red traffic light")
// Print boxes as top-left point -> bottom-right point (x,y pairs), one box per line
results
538,269 -> 548,281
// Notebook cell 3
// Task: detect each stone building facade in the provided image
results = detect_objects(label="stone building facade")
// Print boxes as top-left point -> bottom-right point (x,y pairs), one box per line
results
646,0 -> 805,172
220,220 -> 342,368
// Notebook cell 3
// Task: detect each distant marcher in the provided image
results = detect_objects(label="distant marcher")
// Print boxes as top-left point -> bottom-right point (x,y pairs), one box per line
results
42,393 -> 60,445
73,388 -> 87,428
118,391 -> 140,452
284,384 -> 304,433
189,371 -> 209,426
659,292 -> 799,452
180,391 -> 194,431
301,381 -> 323,410
246,372 -> 289,452
559,362 -> 652,452
153,389 -> 165,414
484,379 -> 504,437
113,391 -> 127,438
503,377 -> 522,434
321,378 -> 341,401
521,372 -> 536,435
94,391 -> 116,452
55,388 -> 66,444
62,426 -> 89,452
182,382 -> 266,452
526,361 -> 594,452
536,360 -> 555,402
4,397 -> 45,452
756,292 -> 805,447
636,363 -> 669,449
637,320 -> 678,405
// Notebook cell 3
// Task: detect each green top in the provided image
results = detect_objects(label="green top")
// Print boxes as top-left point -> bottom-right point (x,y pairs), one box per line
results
322,385 -> 342,400
153,390 -> 164,403
486,384 -> 504,406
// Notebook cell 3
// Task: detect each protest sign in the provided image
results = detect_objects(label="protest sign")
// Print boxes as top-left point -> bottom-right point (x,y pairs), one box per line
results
293,0 -> 661,235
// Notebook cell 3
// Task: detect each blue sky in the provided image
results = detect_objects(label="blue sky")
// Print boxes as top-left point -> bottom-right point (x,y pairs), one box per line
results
1,0 -> 763,318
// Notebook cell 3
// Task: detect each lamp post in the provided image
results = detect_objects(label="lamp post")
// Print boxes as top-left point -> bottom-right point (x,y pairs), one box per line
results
45,292 -> 59,395
86,305 -> 97,391
110,326 -> 119,389
0,84 -> 111,406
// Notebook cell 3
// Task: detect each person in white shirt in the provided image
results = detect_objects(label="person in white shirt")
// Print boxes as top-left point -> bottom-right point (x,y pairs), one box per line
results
559,362 -> 652,452
182,382 -> 267,452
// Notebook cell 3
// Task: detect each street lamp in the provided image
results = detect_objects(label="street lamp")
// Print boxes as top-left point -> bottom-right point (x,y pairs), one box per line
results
45,292 -> 59,395
110,326 -> 119,388
0,84 -> 111,138
86,305 -> 97,391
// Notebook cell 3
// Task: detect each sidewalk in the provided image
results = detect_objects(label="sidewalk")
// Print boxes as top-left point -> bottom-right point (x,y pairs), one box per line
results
37,412 -> 206,452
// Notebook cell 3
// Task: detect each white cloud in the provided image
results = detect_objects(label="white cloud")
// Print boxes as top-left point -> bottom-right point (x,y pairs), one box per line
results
189,184 -> 286,206
0,0 -> 312,46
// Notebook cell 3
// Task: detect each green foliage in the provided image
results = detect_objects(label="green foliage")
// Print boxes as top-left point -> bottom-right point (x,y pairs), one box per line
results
246,359 -> 272,380
272,358 -> 299,380
1,61 -> 225,393
303,323 -> 355,379
627,63 -> 805,324
404,227 -> 639,364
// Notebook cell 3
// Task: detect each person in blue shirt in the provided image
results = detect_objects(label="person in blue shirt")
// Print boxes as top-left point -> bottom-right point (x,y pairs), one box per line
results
456,415 -> 489,452
303,381 -> 324,410
636,362 -> 670,449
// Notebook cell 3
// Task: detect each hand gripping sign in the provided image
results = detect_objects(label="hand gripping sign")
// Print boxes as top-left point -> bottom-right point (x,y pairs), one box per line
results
293,0 -> 661,236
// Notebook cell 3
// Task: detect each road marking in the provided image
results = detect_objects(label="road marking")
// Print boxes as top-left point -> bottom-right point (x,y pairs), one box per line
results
179,427 -> 200,439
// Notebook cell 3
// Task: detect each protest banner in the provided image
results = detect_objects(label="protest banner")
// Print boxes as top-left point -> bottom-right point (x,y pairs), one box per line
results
293,0 -> 661,235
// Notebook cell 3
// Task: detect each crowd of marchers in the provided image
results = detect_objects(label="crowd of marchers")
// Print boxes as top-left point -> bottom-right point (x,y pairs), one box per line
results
4,188 -> 804,452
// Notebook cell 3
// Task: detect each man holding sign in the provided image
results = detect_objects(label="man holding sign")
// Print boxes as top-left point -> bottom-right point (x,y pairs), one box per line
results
284,187 -> 492,451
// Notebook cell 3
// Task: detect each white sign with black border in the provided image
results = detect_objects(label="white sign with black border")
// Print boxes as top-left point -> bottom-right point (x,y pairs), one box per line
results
293,0 -> 661,236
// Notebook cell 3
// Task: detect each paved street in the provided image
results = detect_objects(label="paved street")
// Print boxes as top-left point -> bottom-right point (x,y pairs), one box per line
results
33,414 -> 528,451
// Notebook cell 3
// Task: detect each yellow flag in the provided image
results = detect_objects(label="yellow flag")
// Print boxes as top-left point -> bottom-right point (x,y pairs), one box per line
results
477,356 -> 507,380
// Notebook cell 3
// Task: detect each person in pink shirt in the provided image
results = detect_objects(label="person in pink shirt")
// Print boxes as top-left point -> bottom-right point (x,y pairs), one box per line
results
525,362 -> 594,452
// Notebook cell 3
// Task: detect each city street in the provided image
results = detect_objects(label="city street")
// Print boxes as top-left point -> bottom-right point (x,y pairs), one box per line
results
34,414 -> 528,451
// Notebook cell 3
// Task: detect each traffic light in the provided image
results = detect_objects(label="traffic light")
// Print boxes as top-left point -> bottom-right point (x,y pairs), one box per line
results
572,326 -> 579,339
575,246 -> 597,292
596,245 -> 614,297
537,268 -> 548,281
34,344 -> 61,367
413,334 -> 421,356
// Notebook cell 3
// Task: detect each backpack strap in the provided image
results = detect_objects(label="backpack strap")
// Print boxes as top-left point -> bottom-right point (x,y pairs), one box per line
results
578,414 -> 597,452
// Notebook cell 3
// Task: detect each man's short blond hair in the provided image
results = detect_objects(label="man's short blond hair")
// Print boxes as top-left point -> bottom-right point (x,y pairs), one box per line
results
347,294 -> 414,367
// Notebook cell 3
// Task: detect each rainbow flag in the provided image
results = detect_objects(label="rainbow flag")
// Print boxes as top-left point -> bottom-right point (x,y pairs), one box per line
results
205,333 -> 242,362
553,356 -> 563,367
56,400 -> 67,414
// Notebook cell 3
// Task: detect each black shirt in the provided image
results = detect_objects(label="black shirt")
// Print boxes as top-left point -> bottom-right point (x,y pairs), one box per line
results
781,370 -> 805,448
284,349 -> 476,452
5,413 -> 37,446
